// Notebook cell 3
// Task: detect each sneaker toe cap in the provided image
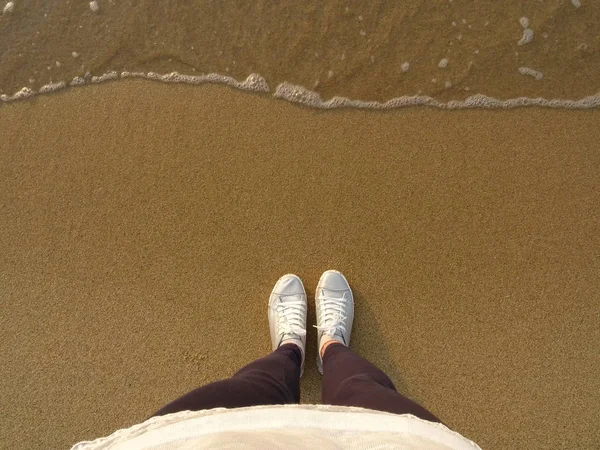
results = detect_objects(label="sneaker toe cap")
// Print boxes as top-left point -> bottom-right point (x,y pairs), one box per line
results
318,270 -> 351,291
274,274 -> 305,295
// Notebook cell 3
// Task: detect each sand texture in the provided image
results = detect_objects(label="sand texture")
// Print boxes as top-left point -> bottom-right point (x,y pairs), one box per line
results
1,82 -> 599,449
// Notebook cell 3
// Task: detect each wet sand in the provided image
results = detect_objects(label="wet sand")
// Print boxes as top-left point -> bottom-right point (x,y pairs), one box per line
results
1,82 -> 599,449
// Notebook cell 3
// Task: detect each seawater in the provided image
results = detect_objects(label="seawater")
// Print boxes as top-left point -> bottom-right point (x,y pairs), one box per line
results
0,0 -> 598,109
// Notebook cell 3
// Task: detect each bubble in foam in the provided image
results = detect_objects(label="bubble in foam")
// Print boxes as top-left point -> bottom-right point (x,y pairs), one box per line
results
519,17 -> 529,28
518,67 -> 543,80
12,87 -> 34,100
89,1 -> 99,12
3,1 -> 14,14
438,58 -> 449,69
571,0 -> 581,8
91,71 -> 118,83
518,28 -> 534,45
401,62 -> 410,73
70,77 -> 85,86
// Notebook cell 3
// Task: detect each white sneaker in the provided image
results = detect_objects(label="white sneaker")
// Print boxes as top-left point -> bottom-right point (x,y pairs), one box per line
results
314,270 -> 354,374
268,274 -> 308,376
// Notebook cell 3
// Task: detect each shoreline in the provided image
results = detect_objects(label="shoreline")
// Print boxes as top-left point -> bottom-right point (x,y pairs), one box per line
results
2,72 -> 600,109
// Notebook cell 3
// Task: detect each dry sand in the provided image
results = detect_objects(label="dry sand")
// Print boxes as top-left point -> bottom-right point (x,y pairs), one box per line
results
1,81 -> 599,450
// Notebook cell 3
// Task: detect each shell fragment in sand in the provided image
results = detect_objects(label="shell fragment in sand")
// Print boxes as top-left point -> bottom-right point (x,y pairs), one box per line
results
518,67 -> 543,80
518,28 -> 534,45
3,1 -> 14,14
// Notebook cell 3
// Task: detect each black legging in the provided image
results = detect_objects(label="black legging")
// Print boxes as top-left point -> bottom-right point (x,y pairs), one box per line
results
153,342 -> 442,424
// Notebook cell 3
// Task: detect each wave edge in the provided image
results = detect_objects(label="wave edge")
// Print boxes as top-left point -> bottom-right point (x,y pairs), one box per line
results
1,72 -> 599,110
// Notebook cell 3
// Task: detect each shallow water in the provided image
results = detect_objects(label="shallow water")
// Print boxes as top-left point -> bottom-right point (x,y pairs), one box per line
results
1,0 -> 599,107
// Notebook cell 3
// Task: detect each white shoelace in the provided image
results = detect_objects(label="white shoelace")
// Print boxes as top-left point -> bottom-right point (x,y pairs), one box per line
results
313,294 -> 348,336
276,296 -> 307,338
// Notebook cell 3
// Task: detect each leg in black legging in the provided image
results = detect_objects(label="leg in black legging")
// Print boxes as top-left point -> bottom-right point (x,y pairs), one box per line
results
152,343 -> 301,417
321,343 -> 442,423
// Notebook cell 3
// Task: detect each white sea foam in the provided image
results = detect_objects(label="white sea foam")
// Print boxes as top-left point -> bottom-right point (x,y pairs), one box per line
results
518,67 -> 543,80
70,77 -> 85,86
39,81 -> 66,93
10,87 -> 34,100
89,1 -> 99,12
92,71 -> 119,83
519,17 -> 529,28
518,29 -> 534,45
142,72 -> 270,92
571,0 -> 581,8
274,81 -> 600,109
1,71 -> 599,109
121,71 -> 146,78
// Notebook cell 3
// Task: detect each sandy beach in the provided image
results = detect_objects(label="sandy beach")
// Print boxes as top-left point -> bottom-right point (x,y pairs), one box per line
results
0,81 -> 599,449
